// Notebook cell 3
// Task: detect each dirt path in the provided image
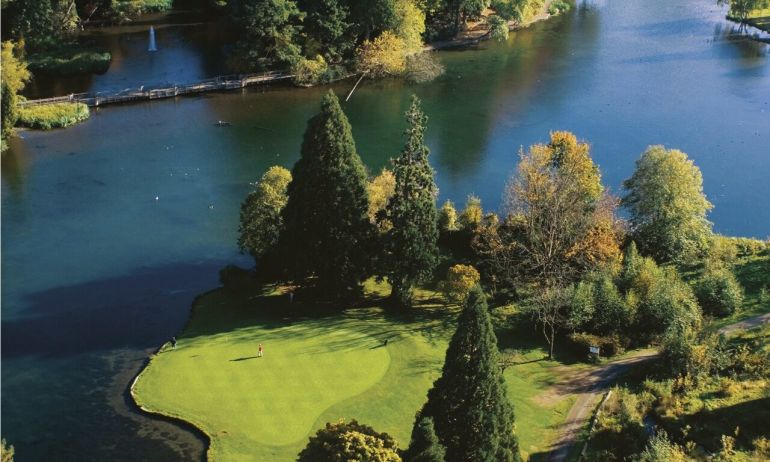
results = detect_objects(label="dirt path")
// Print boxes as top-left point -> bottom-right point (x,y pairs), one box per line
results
546,313 -> 770,462
718,312 -> 770,336
545,351 -> 657,462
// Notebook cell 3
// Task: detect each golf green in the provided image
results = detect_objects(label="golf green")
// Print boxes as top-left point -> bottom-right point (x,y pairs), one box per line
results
132,282 -> 574,461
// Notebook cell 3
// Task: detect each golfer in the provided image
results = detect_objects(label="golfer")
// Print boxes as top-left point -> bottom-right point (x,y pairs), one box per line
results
258,343 -> 263,357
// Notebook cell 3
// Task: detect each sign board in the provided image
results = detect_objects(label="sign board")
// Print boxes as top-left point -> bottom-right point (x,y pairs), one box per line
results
589,346 -> 600,355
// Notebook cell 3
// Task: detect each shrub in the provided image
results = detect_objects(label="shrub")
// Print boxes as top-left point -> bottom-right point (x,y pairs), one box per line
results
17,102 -> 90,129
695,268 -> 743,317
548,0 -> 571,15
705,235 -> 738,268
439,264 -> 481,304
291,55 -> 328,87
637,431 -> 691,462
297,419 -> 401,462
458,195 -> 483,232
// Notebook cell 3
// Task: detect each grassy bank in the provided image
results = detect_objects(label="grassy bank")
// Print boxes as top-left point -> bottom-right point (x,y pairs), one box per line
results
18,103 -> 90,130
132,280 -> 579,462
28,47 -> 111,75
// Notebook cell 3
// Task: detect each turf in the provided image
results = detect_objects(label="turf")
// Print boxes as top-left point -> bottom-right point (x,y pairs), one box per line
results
132,280 -> 575,461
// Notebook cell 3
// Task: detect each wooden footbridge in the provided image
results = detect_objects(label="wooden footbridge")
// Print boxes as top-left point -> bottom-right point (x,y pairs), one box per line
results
19,71 -> 293,108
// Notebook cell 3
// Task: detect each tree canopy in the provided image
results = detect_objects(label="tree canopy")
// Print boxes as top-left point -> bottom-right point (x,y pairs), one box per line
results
622,145 -> 713,264
297,419 -> 402,462
238,165 -> 292,264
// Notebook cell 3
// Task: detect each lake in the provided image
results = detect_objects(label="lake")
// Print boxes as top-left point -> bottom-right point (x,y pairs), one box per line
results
2,0 -> 769,460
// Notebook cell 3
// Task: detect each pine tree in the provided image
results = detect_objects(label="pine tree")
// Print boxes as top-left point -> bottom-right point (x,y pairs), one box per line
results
416,286 -> 521,462
279,90 -> 373,300
405,416 -> 446,462
384,95 -> 439,307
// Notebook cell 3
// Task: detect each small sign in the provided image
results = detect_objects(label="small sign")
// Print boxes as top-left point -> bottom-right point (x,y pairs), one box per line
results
589,346 -> 600,355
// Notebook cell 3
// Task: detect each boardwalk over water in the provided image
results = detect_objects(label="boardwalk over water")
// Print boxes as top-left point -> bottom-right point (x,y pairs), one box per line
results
19,71 -> 293,108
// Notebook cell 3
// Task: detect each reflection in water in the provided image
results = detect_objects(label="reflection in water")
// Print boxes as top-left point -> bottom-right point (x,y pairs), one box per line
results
2,0 -> 769,461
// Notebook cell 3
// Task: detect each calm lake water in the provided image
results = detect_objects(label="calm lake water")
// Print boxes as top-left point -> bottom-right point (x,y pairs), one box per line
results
2,0 -> 769,460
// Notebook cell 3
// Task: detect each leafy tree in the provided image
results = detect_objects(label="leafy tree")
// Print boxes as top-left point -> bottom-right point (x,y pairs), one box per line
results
717,0 -> 770,21
500,131 -> 620,286
417,286 -> 520,462
458,194 -> 483,231
3,0 -> 78,49
291,55 -> 328,86
297,419 -> 401,462
357,31 -> 408,76
1,41 -> 29,148
529,283 -> 572,359
487,15 -> 509,41
383,96 -> 439,307
394,0 -> 426,51
439,264 -> 481,304
622,146 -> 713,264
237,166 -> 292,264
694,268 -> 743,317
299,0 -> 352,62
279,91 -> 373,300
592,274 -> 630,336
368,168 -> 397,231
348,0 -> 399,41
1,439 -> 14,462
437,200 -> 458,232
405,416 -> 446,462
230,0 -> 304,71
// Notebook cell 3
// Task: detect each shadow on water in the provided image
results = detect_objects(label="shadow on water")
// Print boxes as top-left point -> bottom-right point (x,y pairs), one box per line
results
2,262 -> 224,359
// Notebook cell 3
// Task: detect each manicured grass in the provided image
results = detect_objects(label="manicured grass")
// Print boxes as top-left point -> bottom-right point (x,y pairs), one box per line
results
28,47 -> 111,75
133,280 -> 576,461
17,103 -> 90,130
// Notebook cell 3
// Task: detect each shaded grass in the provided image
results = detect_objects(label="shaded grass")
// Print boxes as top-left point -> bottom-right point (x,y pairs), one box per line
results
133,280 -> 578,461
17,103 -> 90,130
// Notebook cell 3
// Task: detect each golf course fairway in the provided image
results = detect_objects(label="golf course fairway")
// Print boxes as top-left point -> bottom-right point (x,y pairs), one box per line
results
132,282 -> 574,461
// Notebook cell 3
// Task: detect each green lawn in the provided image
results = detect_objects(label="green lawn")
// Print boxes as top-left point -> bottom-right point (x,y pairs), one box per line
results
132,280 -> 576,461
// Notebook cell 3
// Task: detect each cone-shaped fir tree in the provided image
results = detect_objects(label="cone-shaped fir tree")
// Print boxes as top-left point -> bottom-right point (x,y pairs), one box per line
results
405,416 -> 446,462
384,95 -> 439,307
279,90 -> 372,300
415,286 -> 520,462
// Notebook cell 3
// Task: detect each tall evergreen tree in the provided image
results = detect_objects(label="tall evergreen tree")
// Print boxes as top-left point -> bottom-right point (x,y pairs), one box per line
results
279,90 -> 373,300
405,416 -> 446,462
299,0 -> 352,62
416,286 -> 520,462
384,95 -> 439,307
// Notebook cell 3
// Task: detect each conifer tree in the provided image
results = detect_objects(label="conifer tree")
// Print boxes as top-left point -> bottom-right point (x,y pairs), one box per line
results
416,286 -> 520,462
405,416 -> 446,462
384,95 -> 439,307
279,90 -> 373,300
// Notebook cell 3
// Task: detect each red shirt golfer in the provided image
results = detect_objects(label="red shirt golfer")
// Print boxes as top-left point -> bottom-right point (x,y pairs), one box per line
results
258,343 -> 263,357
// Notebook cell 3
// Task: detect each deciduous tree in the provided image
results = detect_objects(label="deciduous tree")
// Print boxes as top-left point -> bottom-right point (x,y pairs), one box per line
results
237,166 -> 292,264
297,419 -> 401,462
622,146 -> 713,264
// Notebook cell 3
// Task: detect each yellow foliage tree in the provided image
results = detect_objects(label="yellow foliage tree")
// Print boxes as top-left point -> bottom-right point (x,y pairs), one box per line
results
357,31 -> 408,76
394,0 -> 426,52
368,168 -> 396,231
440,264 -> 481,304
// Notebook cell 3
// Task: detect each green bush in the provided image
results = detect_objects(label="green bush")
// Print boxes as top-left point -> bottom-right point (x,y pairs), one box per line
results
548,0 -> 571,15
28,48 -> 112,75
291,55 -> 328,86
567,332 -> 624,358
695,268 -> 744,317
17,103 -> 90,130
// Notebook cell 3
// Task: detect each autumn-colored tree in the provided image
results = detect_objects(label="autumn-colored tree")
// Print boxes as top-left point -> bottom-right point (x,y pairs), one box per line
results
1,41 -> 30,149
439,264 -> 481,304
458,195 -> 483,232
238,166 -> 292,264
368,168 -> 397,231
394,0 -> 426,51
297,419 -> 401,462
437,200 -> 458,232
357,30 -> 408,76
1,439 -> 14,462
